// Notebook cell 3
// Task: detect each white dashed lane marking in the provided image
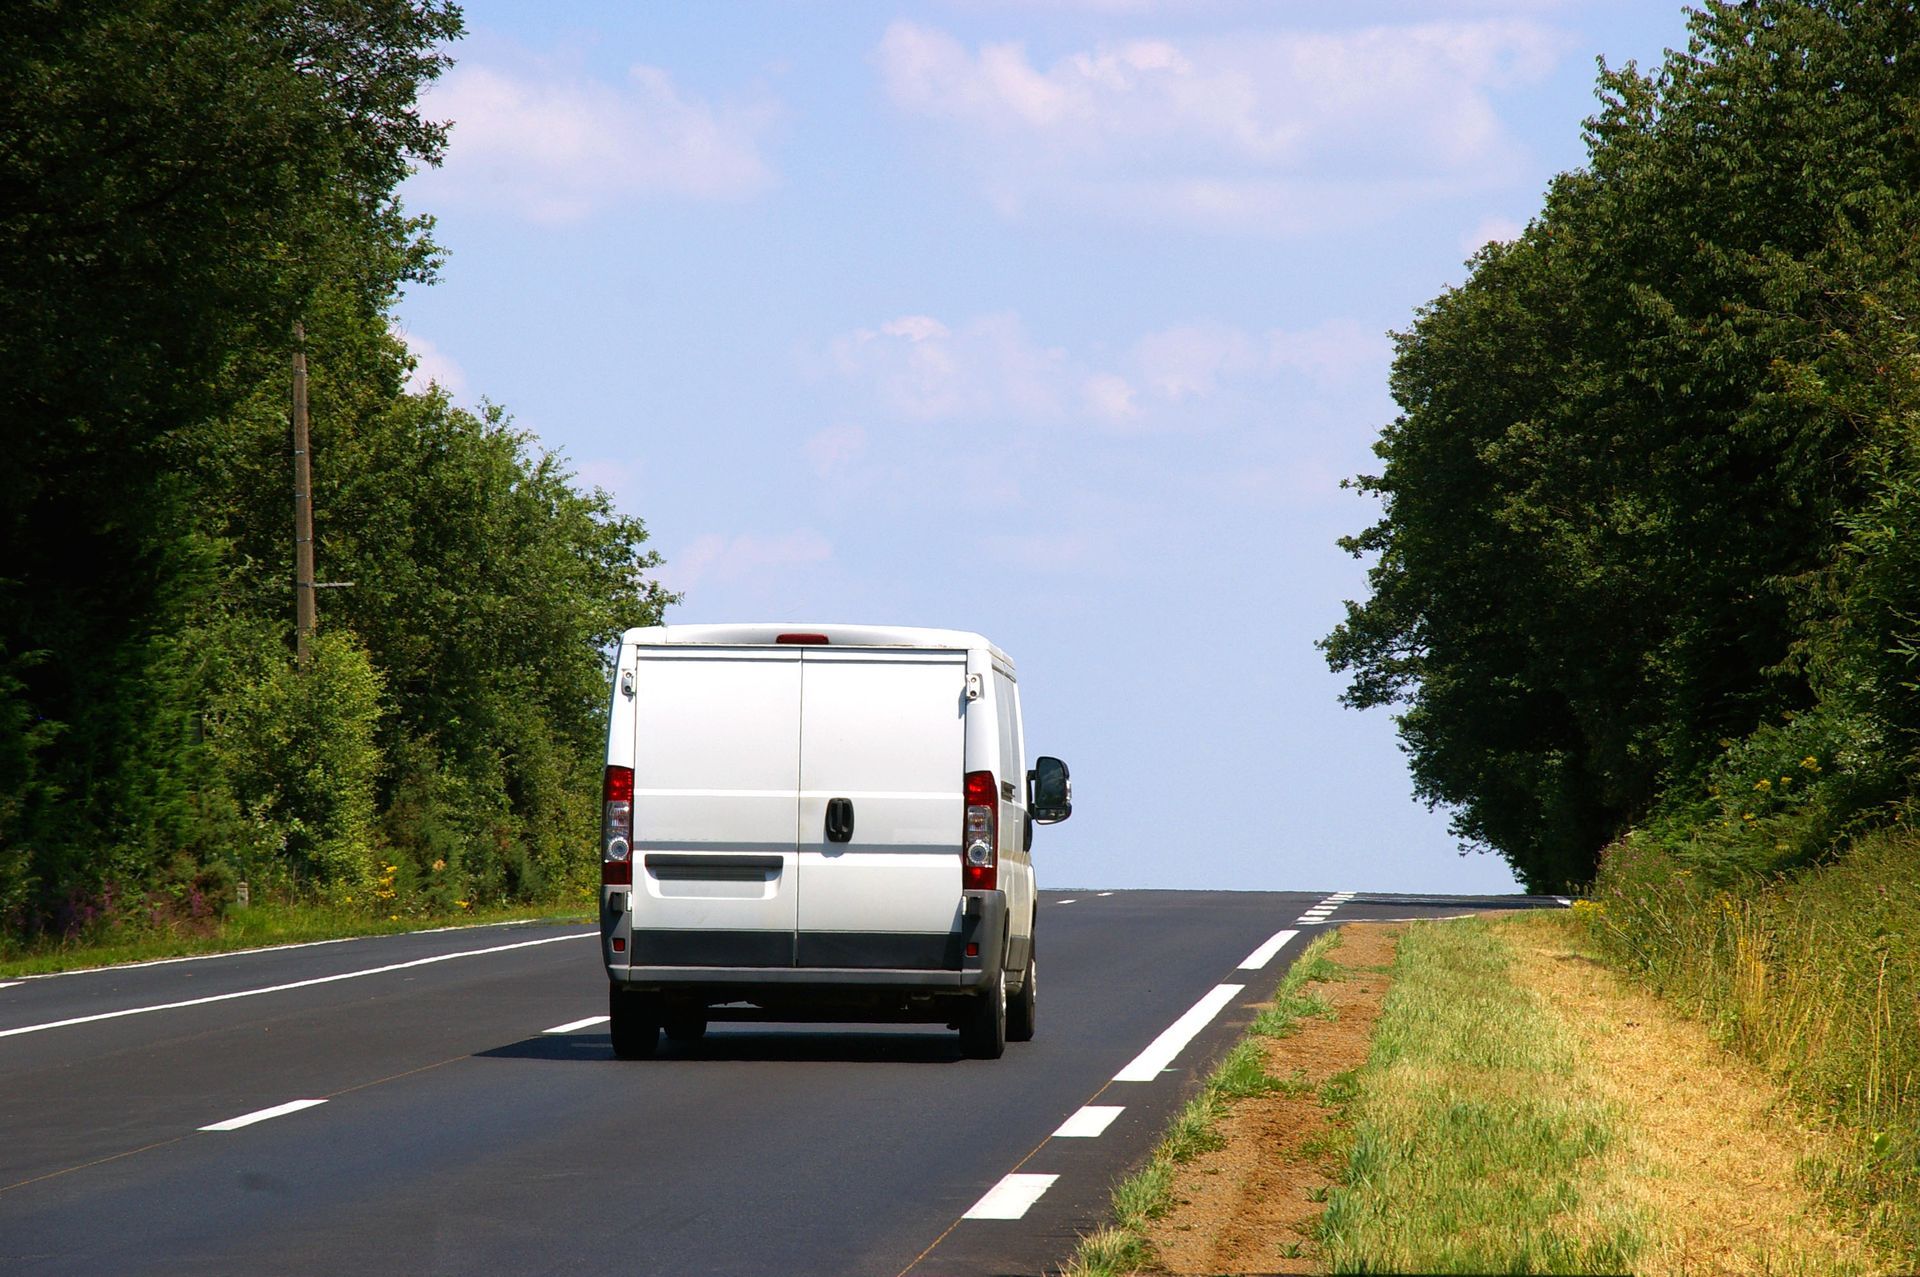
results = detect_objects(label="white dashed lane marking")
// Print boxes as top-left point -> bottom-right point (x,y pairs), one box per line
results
1297,889 -> 1351,924
1052,1105 -> 1124,1139
1237,929 -> 1299,970
964,1173 -> 1060,1220
1113,983 -> 1245,1083
200,1099 -> 327,1132
544,1015 -> 610,1034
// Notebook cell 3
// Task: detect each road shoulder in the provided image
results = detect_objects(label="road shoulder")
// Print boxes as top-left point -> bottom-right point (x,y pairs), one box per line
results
1145,923 -> 1403,1274
1102,913 -> 1891,1275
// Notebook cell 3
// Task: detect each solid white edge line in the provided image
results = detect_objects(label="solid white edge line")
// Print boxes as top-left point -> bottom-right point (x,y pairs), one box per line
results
1343,913 -> 1478,923
1114,983 -> 1245,1083
13,917 -> 566,980
0,982 -> 20,991
1237,929 -> 1299,970
1056,899 -> 1078,905
964,1172 -> 1060,1220
0,932 -> 595,1040
200,1098 -> 327,1132
1052,1105 -> 1124,1139
544,1015 -> 611,1034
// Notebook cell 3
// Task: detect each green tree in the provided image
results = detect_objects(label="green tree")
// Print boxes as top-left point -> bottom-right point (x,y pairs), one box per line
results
0,0 -> 459,935
1326,0 -> 1920,890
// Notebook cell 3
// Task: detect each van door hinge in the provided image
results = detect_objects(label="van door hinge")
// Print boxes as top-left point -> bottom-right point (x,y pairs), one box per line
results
620,669 -> 635,698
965,674 -> 982,702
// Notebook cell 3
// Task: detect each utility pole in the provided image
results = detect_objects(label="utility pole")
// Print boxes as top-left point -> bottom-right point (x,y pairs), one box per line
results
292,320 -> 316,664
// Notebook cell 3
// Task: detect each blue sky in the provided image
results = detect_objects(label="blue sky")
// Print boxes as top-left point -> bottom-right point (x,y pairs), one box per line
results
395,0 -> 1695,895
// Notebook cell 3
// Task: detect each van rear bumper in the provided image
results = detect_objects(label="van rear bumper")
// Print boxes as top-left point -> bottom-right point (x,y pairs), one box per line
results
610,889 -> 1007,998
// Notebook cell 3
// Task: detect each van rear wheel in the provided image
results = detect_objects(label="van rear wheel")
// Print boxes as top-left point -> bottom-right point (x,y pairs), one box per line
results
959,969 -> 1007,1059
609,986 -> 661,1059
664,1010 -> 708,1044
1007,951 -> 1036,1042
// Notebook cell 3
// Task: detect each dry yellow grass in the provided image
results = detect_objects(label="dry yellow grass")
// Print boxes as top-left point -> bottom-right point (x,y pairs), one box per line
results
1498,912 -> 1888,1277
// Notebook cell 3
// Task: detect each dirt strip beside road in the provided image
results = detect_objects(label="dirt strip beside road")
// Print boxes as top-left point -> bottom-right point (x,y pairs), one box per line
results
1145,923 -> 1405,1275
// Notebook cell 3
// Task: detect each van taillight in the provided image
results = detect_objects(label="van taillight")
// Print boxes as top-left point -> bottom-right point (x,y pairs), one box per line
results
603,765 -> 634,885
963,769 -> 996,890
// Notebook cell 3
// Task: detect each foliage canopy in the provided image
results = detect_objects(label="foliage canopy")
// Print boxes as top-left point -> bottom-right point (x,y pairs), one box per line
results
0,1 -> 673,942
1325,0 -> 1920,891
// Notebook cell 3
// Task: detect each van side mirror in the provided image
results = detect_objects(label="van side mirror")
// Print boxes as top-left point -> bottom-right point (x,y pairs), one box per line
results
1028,756 -> 1072,824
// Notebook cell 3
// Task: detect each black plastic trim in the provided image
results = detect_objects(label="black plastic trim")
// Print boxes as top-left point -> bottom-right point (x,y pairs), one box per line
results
796,931 -> 961,969
643,853 -> 783,881
630,929 -> 794,967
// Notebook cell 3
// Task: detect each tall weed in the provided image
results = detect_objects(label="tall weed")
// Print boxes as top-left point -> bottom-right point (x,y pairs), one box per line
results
1588,831 -> 1920,1258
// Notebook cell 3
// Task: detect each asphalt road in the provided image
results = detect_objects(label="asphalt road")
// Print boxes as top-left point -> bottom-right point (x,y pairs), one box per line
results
0,889 -> 1562,1275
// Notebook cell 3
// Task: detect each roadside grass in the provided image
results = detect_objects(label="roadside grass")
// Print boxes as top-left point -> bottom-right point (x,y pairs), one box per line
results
1060,929 -> 1346,1277
1589,830 -> 1920,1263
1316,916 -> 1648,1274
0,898 -> 593,978
1061,908 -> 1894,1276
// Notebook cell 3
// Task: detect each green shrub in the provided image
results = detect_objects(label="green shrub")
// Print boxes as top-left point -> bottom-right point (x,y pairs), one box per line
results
207,628 -> 384,895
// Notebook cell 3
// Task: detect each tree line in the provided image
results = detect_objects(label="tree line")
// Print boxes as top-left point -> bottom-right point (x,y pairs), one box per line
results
0,0 -> 672,944
1326,0 -> 1920,892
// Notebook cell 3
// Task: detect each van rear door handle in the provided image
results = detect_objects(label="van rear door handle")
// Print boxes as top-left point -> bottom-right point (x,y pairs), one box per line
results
825,797 -> 855,843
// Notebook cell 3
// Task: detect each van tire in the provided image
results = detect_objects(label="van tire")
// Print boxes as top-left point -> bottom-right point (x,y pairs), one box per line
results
1007,950 -> 1036,1042
609,987 -> 661,1060
960,969 -> 1007,1059
664,1010 -> 708,1044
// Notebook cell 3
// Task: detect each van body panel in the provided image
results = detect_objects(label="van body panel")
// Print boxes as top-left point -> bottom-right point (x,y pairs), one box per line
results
795,647 -> 967,940
629,647 -> 801,948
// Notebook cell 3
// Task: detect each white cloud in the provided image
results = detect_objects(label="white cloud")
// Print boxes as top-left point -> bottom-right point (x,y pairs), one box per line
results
881,315 -> 951,342
877,19 -> 1565,230
1461,213 -> 1526,251
824,311 -> 1389,432
419,61 -> 777,223
1082,373 -> 1141,421
395,329 -> 468,399
1266,318 -> 1391,385
667,529 -> 833,592
803,424 -> 868,476
828,311 -> 1069,423
1134,322 -> 1260,401
575,457 -> 638,496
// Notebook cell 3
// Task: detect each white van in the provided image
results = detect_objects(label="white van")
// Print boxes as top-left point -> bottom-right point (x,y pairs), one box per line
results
598,623 -> 1072,1059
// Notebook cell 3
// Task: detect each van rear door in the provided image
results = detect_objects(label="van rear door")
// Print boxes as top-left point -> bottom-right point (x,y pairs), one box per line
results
796,647 -> 967,967
630,646 -> 800,967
